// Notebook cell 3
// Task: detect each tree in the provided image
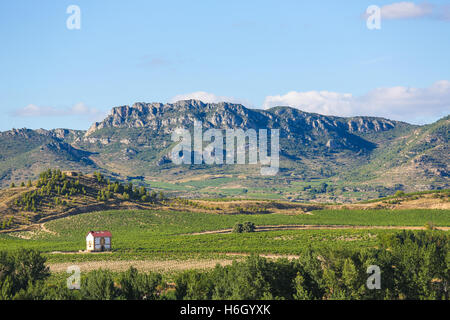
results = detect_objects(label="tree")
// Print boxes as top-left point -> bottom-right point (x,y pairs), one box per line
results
0,249 -> 50,299
233,222 -> 255,233
211,255 -> 281,300
318,182 -> 328,193
0,276 -> 13,300
394,190 -> 405,198
293,273 -> 315,300
12,249 -> 50,288
119,267 -> 162,300
233,223 -> 243,233
175,270 -> 214,300
80,269 -> 117,300
126,182 -> 133,193
94,172 -> 104,183
242,222 -> 255,233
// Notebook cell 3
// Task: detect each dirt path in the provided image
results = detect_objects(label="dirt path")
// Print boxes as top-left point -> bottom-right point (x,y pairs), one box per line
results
40,223 -> 58,236
187,224 -> 450,235
0,202 -> 157,235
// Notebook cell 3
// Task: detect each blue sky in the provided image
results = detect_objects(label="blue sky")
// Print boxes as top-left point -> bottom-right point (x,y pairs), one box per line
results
0,0 -> 449,131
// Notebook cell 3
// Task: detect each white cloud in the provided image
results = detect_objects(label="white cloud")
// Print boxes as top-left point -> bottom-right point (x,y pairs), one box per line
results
13,103 -> 105,121
380,2 -> 433,20
363,2 -> 450,21
263,81 -> 450,124
440,5 -> 450,20
263,91 -> 355,117
170,91 -> 253,107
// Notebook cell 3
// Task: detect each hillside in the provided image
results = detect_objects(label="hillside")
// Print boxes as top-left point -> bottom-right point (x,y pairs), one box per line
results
0,169 -> 162,232
347,115 -> 449,188
1,168 -> 448,233
0,100 -> 448,201
0,128 -> 96,185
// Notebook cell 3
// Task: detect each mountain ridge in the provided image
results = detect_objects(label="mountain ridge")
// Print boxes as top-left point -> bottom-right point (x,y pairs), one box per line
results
0,100 -> 448,201
86,100 -> 407,136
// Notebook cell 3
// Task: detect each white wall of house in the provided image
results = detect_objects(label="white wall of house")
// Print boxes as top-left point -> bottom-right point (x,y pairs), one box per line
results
86,234 -> 111,252
86,233 -> 94,251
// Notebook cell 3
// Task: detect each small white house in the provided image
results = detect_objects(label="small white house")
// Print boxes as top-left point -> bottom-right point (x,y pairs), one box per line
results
86,231 -> 112,252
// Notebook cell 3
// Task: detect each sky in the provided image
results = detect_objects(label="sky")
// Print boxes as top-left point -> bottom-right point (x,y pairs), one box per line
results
0,0 -> 449,131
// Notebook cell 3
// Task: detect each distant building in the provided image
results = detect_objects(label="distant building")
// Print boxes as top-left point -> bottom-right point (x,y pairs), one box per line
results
63,171 -> 81,177
86,231 -> 112,252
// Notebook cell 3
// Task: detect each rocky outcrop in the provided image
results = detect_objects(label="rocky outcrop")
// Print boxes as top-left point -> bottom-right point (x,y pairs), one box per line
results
86,100 -> 401,137
346,117 -> 396,133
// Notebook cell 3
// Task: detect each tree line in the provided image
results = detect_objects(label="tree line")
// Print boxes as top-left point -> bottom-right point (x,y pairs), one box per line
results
174,230 -> 448,300
0,230 -> 448,300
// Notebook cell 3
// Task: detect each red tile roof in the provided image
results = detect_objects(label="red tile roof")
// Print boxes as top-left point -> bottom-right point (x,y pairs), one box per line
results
87,231 -> 112,237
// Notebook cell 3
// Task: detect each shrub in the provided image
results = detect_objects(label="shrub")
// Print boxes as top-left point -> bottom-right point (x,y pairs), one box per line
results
233,222 -> 255,233
233,223 -> 244,233
242,222 -> 256,233
394,190 -> 405,198
424,221 -> 436,230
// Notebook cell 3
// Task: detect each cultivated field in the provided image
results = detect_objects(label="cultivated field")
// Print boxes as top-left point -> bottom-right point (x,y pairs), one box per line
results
0,207 -> 448,273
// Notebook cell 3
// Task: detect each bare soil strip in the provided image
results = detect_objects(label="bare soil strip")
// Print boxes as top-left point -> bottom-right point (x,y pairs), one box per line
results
47,255 -> 303,273
187,224 -> 450,235
48,259 -> 235,273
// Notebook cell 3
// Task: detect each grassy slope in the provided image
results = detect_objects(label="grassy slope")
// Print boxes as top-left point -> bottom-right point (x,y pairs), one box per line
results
348,116 -> 449,188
